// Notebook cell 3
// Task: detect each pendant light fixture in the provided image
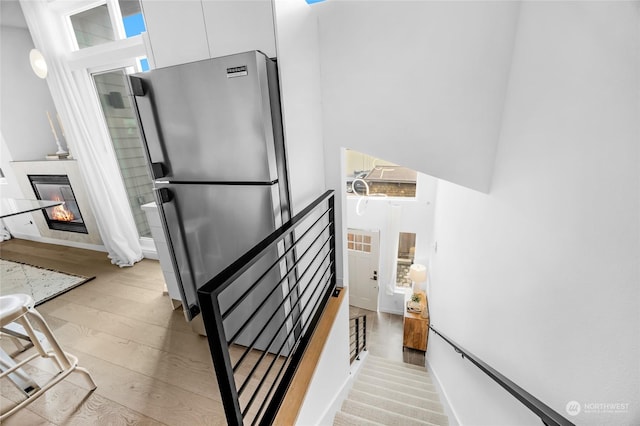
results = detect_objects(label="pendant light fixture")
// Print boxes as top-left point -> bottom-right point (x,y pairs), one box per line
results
29,48 -> 48,79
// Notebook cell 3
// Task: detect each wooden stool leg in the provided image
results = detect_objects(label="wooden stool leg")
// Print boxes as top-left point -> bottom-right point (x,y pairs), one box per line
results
26,307 -> 96,389
74,366 -> 97,390
25,308 -> 72,369
15,316 -> 48,359
0,299 -> 97,421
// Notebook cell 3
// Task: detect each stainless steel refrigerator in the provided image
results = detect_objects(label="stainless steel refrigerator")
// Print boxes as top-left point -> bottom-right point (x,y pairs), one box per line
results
129,51 -> 292,347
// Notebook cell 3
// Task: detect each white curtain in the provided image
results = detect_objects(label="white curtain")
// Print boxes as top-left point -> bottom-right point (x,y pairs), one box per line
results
21,0 -> 143,267
384,204 -> 402,295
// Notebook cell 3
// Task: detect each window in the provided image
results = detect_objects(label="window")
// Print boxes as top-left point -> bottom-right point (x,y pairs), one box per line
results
137,57 -> 149,72
93,68 -> 154,238
70,4 -> 115,48
119,0 -> 145,37
68,0 -> 147,50
345,149 -> 417,198
347,231 -> 372,253
62,1 -> 152,239
396,232 -> 416,288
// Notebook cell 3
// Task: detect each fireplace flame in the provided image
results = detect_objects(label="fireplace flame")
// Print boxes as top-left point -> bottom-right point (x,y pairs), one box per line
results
51,198 -> 74,222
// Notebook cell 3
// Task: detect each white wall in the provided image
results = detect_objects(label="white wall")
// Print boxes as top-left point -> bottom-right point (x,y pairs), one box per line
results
317,0 -> 519,193
346,172 -> 437,314
272,0 -> 326,215
0,1 -> 52,239
0,2 -> 60,162
427,2 -> 639,425
296,289 -> 351,425
316,0 -> 520,286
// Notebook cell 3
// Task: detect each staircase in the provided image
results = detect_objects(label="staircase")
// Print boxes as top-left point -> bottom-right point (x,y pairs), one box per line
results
333,355 -> 449,426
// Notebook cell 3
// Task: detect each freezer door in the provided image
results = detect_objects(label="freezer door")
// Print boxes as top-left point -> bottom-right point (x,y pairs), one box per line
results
155,182 -> 283,320
131,51 -> 279,183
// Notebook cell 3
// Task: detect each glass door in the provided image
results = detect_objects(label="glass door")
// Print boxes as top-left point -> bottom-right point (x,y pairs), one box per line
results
93,67 -> 153,238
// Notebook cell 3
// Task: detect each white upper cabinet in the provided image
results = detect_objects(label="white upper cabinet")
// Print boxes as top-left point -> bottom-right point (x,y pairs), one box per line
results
140,1 -> 210,68
141,0 -> 276,69
202,0 -> 276,58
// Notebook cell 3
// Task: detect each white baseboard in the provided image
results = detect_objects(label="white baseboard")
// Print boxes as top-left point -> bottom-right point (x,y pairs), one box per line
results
142,250 -> 159,260
140,237 -> 158,260
9,233 -> 161,261
10,232 -> 106,252
426,356 -> 461,426
316,351 -> 369,425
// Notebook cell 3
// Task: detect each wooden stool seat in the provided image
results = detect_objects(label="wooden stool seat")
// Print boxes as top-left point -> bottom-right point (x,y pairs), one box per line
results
0,294 -> 97,420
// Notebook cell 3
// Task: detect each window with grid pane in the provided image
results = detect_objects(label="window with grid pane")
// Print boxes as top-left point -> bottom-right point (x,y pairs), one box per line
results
69,1 -> 147,50
347,232 -> 371,253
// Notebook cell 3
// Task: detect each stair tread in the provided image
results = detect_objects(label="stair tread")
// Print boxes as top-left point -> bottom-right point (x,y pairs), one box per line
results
364,361 -> 433,382
365,359 -> 430,377
352,381 -> 444,411
367,355 -> 428,372
333,411 -> 386,426
349,389 -> 448,425
365,361 -> 429,377
341,399 -> 438,426
361,365 -> 435,389
358,373 -> 440,399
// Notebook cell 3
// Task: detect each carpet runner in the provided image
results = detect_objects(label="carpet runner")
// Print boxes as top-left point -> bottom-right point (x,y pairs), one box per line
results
334,355 -> 449,426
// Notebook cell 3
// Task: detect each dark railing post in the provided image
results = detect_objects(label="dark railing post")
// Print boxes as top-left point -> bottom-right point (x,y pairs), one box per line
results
355,317 -> 360,360
328,195 -> 337,291
362,316 -> 367,351
199,293 -> 243,426
349,315 -> 368,363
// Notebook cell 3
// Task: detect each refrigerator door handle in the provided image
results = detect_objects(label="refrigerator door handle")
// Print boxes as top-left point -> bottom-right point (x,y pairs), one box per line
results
129,76 -> 172,180
158,187 -> 174,203
154,186 -> 200,320
130,76 -> 145,96
152,162 -> 168,180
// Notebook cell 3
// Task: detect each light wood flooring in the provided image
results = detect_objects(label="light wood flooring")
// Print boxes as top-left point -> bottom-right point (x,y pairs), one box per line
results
0,239 -> 225,425
348,306 -> 426,366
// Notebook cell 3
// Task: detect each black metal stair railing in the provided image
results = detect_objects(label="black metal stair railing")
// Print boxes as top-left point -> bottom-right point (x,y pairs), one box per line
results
429,324 -> 576,426
198,190 -> 336,426
349,315 -> 367,363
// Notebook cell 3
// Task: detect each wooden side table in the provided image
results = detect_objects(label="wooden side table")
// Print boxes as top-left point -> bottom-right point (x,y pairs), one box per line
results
403,310 -> 429,351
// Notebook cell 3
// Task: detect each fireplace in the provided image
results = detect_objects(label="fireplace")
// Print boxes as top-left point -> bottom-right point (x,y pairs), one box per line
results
28,174 -> 88,234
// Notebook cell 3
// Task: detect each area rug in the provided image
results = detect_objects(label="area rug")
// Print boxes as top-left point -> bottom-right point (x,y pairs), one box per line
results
0,259 -> 95,306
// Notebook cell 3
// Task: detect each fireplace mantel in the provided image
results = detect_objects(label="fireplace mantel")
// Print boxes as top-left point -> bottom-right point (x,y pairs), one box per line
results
10,160 -> 102,246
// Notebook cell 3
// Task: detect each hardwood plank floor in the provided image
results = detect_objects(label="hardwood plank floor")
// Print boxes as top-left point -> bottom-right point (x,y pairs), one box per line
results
349,306 -> 426,366
0,239 -> 225,425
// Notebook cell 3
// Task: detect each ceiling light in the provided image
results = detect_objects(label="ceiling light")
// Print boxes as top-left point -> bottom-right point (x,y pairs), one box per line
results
29,49 -> 48,79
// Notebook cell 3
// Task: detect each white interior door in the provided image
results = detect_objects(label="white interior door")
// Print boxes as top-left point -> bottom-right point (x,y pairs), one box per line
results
347,229 -> 380,311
